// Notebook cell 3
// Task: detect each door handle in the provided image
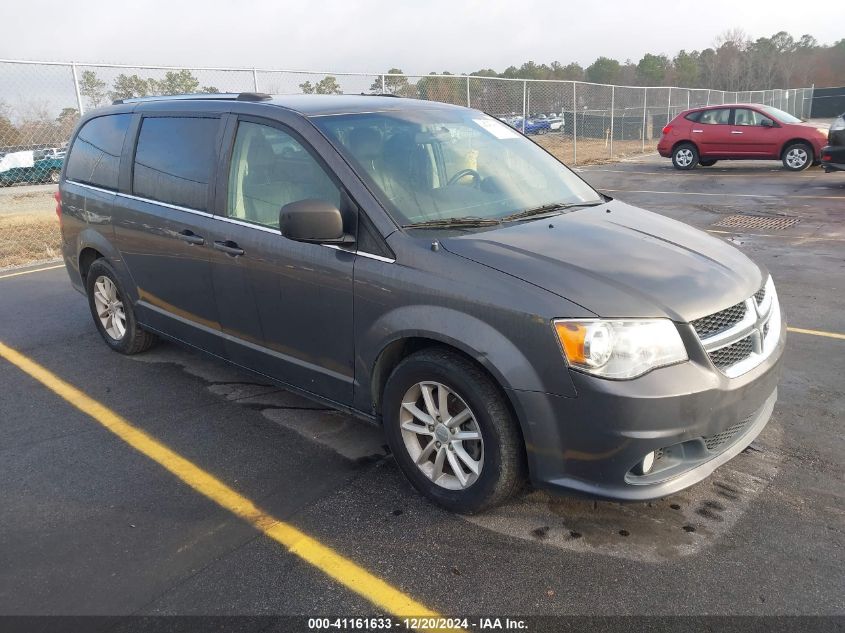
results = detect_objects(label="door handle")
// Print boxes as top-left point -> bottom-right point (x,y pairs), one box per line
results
177,229 -> 205,245
691,129 -> 703,133
731,130 -> 743,134
213,240 -> 244,257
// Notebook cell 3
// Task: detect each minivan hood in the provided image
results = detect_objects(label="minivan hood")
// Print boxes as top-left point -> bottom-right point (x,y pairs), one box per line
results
440,201 -> 763,321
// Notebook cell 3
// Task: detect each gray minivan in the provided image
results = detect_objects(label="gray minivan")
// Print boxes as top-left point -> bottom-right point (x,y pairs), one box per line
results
59,93 -> 785,513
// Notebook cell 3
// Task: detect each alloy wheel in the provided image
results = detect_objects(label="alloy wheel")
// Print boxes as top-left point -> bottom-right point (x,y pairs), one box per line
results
675,148 -> 693,167
785,147 -> 808,169
399,381 -> 484,490
92,275 -> 126,340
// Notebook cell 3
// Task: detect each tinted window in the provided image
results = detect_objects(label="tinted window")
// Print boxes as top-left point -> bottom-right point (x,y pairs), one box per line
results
227,121 -> 341,227
699,108 -> 731,125
133,117 -> 219,211
684,111 -> 701,122
734,108 -> 774,127
66,114 -> 131,190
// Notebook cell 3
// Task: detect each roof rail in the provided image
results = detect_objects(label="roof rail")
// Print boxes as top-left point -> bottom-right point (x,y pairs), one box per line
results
112,92 -> 272,105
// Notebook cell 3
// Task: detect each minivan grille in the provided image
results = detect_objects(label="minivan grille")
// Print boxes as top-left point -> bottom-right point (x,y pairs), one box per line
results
691,301 -> 747,338
709,336 -> 754,369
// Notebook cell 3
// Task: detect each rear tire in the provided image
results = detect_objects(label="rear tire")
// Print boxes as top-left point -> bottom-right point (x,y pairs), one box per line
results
672,143 -> 699,170
86,259 -> 157,355
699,159 -> 717,167
782,142 -> 812,171
382,348 -> 526,514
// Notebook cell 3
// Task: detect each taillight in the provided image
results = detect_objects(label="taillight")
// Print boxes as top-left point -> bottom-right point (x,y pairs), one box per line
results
54,190 -> 62,223
822,153 -> 832,161
662,125 -> 673,135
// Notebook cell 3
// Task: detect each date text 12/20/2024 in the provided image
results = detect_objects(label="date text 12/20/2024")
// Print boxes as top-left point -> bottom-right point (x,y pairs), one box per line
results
307,617 -> 528,630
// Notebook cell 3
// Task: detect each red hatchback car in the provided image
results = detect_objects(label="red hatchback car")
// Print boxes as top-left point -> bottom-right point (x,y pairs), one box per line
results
658,104 -> 828,171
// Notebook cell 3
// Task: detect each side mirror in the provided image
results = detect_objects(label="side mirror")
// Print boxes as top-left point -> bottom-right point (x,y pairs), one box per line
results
760,119 -> 775,128
279,199 -> 354,244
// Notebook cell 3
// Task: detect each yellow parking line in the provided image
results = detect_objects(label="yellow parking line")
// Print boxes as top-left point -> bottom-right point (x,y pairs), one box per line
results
0,340 -> 447,629
787,327 -> 845,340
0,263 -> 64,279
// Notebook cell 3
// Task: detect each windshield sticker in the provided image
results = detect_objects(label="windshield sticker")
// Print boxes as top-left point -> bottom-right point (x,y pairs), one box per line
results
473,118 -> 521,139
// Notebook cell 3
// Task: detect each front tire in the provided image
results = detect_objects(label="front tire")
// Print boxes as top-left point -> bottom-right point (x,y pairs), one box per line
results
86,259 -> 157,355
782,142 -> 812,171
672,143 -> 699,170
382,348 -> 526,514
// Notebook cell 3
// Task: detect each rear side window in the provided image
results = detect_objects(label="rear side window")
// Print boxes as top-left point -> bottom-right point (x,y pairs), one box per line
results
66,114 -> 131,190
133,117 -> 219,211
699,108 -> 731,125
684,111 -> 701,122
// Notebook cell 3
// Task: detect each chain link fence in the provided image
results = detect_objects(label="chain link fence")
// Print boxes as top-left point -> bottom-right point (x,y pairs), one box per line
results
0,59 -> 815,269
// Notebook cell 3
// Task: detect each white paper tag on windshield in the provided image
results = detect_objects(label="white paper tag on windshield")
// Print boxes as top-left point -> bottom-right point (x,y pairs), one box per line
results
473,117 -> 521,139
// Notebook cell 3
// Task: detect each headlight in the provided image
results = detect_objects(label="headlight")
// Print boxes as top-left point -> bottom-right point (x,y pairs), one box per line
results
830,116 -> 845,132
553,319 -> 688,379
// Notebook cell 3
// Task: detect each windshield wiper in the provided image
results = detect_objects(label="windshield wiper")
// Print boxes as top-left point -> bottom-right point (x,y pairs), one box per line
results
500,201 -> 604,222
402,216 -> 502,229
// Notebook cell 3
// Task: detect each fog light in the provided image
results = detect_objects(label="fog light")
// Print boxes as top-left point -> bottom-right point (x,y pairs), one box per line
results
635,451 -> 655,475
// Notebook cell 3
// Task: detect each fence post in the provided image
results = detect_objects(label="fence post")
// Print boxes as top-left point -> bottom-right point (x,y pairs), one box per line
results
687,90 -> 690,110
381,74 -> 386,93
70,62 -> 84,116
666,87 -> 672,127
522,81 -> 527,134
609,85 -> 615,158
572,81 -> 577,165
706,89 -> 711,106
466,76 -> 471,107
809,84 -> 814,118
641,87 -> 647,153
252,68 -> 259,92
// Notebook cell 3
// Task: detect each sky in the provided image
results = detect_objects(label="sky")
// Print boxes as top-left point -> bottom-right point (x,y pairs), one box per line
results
1,0 -> 840,74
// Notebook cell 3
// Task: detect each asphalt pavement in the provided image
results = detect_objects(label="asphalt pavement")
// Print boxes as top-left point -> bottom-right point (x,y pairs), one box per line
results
0,155 -> 843,629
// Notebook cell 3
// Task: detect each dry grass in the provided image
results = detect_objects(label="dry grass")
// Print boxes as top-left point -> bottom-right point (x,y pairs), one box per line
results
534,134 -> 652,165
0,215 -> 61,269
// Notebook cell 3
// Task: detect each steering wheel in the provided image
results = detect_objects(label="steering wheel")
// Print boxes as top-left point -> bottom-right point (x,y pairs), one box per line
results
447,168 -> 481,187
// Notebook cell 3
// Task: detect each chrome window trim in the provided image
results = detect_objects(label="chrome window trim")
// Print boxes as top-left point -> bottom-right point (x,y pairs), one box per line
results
116,191 -> 214,217
67,180 -> 396,263
65,179 -> 118,195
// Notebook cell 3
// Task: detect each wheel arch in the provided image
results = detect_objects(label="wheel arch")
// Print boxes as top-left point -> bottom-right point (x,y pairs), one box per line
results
780,138 -> 815,159
371,334 -> 521,421
671,139 -> 698,154
75,228 -> 137,301
371,335 -> 529,467
78,246 -> 104,282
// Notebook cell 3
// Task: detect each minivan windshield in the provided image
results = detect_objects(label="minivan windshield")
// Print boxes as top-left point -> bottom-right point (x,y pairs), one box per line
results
313,109 -> 602,226
761,105 -> 802,124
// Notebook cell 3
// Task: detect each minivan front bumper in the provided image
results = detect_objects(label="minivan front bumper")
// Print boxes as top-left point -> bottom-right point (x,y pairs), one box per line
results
509,315 -> 786,501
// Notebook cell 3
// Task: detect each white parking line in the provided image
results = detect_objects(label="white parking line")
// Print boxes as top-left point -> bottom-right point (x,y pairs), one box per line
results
602,188 -> 845,200
706,229 -> 844,242
0,263 -> 64,280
